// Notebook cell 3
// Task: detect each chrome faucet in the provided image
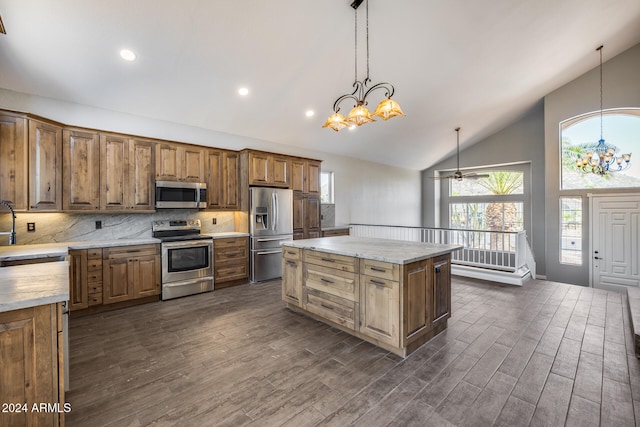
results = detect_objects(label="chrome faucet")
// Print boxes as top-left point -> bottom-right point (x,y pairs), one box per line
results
0,200 -> 16,245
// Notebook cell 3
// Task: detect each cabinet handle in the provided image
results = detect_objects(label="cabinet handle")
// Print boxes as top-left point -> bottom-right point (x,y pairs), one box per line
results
320,303 -> 334,311
320,278 -> 334,284
287,251 -> 297,255
286,261 -> 297,267
370,267 -> 386,273
370,279 -> 386,286
321,258 -> 335,263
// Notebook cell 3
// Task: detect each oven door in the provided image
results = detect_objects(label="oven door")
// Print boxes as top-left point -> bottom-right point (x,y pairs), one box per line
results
161,239 -> 213,283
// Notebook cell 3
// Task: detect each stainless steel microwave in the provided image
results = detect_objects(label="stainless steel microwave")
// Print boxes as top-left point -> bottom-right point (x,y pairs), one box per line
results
155,181 -> 207,209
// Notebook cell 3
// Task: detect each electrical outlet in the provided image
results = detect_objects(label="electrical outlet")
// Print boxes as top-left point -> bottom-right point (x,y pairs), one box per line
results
27,222 -> 36,232
95,220 -> 102,229
212,218 -> 217,225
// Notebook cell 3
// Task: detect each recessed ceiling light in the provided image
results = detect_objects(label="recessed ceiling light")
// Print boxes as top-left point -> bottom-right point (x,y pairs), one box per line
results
119,49 -> 136,62
238,87 -> 249,96
305,110 -> 315,117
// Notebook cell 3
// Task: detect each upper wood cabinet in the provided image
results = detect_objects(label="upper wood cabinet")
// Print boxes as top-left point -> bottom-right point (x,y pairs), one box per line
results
29,119 -> 63,211
206,149 -> 240,210
0,112 -> 28,210
156,142 -> 205,183
246,151 -> 290,187
63,129 -> 100,211
292,159 -> 321,194
100,134 -> 155,212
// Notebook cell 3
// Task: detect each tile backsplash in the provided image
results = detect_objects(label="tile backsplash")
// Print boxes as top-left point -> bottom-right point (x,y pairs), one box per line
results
321,204 -> 335,228
0,210 -> 236,246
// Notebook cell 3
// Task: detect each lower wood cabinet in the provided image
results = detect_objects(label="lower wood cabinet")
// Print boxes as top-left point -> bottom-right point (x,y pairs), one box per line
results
322,228 -> 350,237
103,245 -> 161,304
213,237 -> 249,287
282,247 -> 302,305
0,303 -> 65,427
293,192 -> 321,240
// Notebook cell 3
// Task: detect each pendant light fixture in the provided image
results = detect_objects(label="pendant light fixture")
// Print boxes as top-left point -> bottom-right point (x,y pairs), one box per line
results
575,45 -> 631,175
323,0 -> 405,131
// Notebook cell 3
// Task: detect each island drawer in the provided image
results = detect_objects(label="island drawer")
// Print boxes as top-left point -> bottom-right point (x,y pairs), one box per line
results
305,264 -> 358,301
87,248 -> 102,259
282,247 -> 301,261
305,288 -> 357,331
361,259 -> 399,281
304,250 -> 357,273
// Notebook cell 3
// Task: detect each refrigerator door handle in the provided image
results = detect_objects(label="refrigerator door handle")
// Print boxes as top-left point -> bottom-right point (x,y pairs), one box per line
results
274,192 -> 279,232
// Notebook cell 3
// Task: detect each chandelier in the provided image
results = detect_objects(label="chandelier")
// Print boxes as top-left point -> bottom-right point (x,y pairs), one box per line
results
575,45 -> 631,175
323,0 -> 405,131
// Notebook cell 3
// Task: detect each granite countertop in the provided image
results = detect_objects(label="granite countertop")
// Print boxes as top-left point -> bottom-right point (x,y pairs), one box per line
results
0,261 -> 70,313
281,235 -> 462,264
204,232 -> 250,239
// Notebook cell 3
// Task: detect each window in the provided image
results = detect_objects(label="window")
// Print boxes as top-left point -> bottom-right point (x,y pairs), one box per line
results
320,171 -> 334,203
449,202 -> 524,232
560,109 -> 640,190
560,197 -> 582,265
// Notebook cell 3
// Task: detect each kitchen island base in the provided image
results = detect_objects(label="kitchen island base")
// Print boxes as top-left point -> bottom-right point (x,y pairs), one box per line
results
282,236 -> 459,358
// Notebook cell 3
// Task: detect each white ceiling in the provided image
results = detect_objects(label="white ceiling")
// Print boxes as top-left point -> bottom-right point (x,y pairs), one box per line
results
1,0 -> 640,171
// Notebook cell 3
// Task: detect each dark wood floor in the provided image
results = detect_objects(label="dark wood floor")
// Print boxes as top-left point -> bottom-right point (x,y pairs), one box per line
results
66,276 -> 640,426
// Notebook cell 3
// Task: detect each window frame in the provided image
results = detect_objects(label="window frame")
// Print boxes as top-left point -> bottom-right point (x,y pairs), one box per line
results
320,170 -> 334,204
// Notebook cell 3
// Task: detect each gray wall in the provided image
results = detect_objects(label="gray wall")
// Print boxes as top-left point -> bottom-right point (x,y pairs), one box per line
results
544,43 -> 640,285
422,103 -> 547,275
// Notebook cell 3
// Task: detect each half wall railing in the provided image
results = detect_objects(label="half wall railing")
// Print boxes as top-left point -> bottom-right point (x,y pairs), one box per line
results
350,224 -> 533,274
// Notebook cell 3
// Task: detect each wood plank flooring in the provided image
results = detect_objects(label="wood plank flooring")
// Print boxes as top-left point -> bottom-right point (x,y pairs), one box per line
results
66,276 -> 640,426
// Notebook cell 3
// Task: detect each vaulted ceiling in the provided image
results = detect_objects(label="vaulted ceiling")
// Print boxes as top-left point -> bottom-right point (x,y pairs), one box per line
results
1,0 -> 639,170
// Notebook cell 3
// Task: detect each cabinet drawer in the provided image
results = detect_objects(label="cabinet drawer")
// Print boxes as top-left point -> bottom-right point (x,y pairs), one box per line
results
322,228 -> 350,237
87,270 -> 102,283
214,246 -> 248,263
304,250 -> 357,273
361,259 -> 399,281
87,259 -> 102,271
87,283 -> 102,294
87,248 -> 102,259
305,288 -> 357,331
305,264 -> 358,301
215,263 -> 249,282
104,244 -> 159,258
282,247 -> 301,261
88,291 -> 103,306
214,237 -> 248,249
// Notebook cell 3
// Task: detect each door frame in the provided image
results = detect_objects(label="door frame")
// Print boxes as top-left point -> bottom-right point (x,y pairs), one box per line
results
588,192 -> 640,289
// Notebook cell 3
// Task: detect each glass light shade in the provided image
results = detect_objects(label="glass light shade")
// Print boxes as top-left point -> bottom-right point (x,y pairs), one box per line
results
346,105 -> 375,126
372,98 -> 406,120
623,153 -> 632,161
322,113 -> 349,132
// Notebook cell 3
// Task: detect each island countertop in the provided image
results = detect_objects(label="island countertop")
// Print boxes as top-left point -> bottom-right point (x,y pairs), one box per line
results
0,261 -> 70,313
281,235 -> 461,264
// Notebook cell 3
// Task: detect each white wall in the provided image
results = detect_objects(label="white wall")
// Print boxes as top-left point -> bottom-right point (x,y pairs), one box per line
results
0,88 -> 421,230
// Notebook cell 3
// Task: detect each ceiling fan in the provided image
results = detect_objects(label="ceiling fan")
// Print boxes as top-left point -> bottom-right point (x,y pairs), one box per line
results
433,127 -> 490,181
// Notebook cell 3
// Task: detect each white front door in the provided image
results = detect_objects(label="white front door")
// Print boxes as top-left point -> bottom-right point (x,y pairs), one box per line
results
590,194 -> 640,291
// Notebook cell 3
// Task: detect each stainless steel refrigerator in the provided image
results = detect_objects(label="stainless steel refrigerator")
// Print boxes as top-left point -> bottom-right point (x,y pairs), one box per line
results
249,187 -> 293,282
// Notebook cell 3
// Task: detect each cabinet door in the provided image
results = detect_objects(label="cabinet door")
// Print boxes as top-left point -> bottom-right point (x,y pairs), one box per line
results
272,155 -> 290,187
282,258 -> 302,306
405,260 -> 429,338
182,146 -> 205,182
100,133 -> 128,211
155,142 -> 180,181
223,152 -> 240,209
291,159 -> 306,192
129,138 -> 155,211
63,129 -> 100,210
432,256 -> 451,326
249,152 -> 270,185
133,254 -> 161,298
360,276 -> 400,347
206,149 -> 223,208
293,192 -> 304,232
68,249 -> 89,311
29,119 -> 62,211
103,256 -> 133,304
0,112 -> 28,210
307,161 -> 321,194
306,195 -> 321,231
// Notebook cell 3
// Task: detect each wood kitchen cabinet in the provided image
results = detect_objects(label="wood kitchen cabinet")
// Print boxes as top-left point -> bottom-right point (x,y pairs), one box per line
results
431,255 -> 451,329
156,142 -> 205,183
69,248 -> 104,312
245,150 -> 290,187
0,111 -> 28,210
281,247 -> 302,306
0,303 -> 65,427
206,149 -> 240,210
29,119 -> 63,211
100,134 -> 155,212
293,192 -> 321,239
63,129 -> 100,211
213,236 -> 249,287
103,244 -> 161,305
291,158 -> 321,194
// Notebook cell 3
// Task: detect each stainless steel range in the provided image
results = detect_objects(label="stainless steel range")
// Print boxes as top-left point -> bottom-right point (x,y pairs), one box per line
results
152,219 -> 213,300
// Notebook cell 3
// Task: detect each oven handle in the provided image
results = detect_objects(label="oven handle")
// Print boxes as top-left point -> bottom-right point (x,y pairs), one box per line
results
162,240 -> 213,250
256,250 -> 282,256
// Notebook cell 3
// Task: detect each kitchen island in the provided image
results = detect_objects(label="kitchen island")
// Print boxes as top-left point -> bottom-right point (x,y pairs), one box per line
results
281,236 -> 462,357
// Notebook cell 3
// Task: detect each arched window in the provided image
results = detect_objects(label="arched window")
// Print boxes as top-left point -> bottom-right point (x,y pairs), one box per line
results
560,108 -> 640,190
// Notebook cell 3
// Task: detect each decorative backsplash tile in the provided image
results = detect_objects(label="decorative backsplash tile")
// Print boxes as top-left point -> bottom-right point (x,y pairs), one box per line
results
321,204 -> 335,228
0,210 -> 236,246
